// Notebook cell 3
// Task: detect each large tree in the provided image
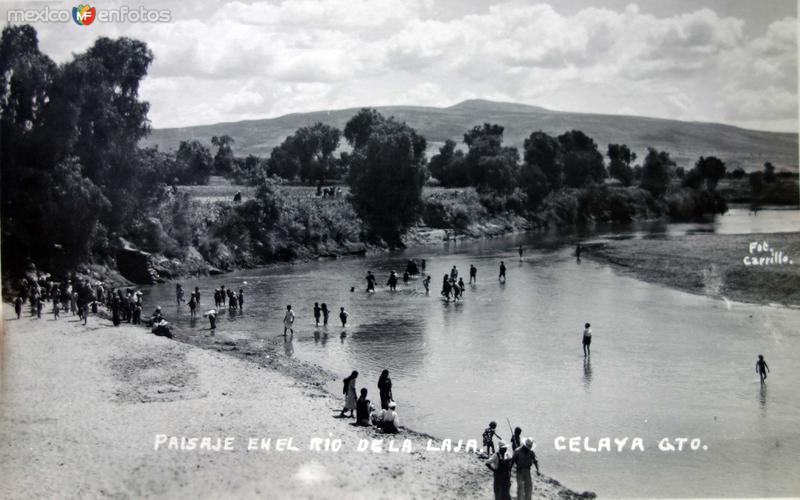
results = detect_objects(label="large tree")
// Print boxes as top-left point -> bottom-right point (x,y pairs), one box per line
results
463,123 -> 519,194
640,148 -> 674,197
558,130 -> 606,188
523,131 -> 562,190
607,144 -> 636,186
346,114 -> 426,244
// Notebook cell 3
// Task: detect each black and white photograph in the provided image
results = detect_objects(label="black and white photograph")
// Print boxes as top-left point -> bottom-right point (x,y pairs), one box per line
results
1,1 -> 798,498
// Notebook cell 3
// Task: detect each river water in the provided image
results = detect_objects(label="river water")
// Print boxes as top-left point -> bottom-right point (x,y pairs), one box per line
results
145,207 -> 800,497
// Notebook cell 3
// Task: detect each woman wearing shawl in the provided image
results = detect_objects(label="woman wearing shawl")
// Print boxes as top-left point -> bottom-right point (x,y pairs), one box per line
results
377,369 -> 393,410
339,370 -> 358,418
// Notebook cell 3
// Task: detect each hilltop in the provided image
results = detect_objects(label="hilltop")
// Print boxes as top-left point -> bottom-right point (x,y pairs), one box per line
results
142,99 -> 798,172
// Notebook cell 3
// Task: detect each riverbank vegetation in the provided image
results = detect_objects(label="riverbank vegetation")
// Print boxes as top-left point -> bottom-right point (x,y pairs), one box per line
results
2,24 -> 796,287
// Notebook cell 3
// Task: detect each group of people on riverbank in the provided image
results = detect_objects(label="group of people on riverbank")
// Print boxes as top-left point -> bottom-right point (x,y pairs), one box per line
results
338,369 -> 400,433
482,420 -> 541,500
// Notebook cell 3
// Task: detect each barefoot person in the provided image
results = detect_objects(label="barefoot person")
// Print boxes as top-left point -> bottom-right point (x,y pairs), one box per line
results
355,388 -> 373,426
340,370 -> 358,418
512,437 -> 540,500
756,354 -> 770,383
498,261 -> 506,282
470,264 -> 477,284
483,421 -> 501,455
486,440 -> 513,500
339,307 -> 349,327
582,323 -> 592,357
518,245 -> 523,261
283,305 -> 295,336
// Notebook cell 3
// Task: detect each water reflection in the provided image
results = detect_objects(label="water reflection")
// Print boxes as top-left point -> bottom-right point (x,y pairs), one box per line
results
283,337 -> 294,357
759,383 -> 768,413
583,357 -> 592,392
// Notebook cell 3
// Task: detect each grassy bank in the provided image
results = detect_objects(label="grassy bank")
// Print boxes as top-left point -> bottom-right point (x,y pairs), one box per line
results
1,312 -> 594,499
584,232 -> 800,307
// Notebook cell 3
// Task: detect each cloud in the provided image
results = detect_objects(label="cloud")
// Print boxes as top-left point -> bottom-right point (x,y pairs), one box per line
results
16,0 -> 796,131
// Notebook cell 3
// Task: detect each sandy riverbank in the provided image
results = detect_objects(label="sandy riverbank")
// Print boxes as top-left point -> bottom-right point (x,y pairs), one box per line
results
584,232 -> 800,307
0,311 -> 592,499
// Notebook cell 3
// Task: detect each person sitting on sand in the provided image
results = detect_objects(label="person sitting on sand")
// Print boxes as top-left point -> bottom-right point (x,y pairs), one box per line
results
382,401 -> 400,434
756,354 -> 770,383
283,305 -> 295,336
151,306 -> 164,324
340,371 -> 358,418
355,388 -> 373,426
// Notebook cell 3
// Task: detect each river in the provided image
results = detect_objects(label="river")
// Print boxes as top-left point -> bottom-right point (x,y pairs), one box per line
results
145,206 -> 800,497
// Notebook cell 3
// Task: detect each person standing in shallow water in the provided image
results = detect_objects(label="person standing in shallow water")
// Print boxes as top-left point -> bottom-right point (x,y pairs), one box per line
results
576,243 -> 582,261
339,307 -> 348,327
321,303 -> 329,326
756,355 -> 770,383
313,302 -> 321,326
498,261 -> 506,282
238,289 -> 244,310
377,369 -> 393,410
582,322 -> 592,357
340,370 -> 358,418
518,245 -> 523,261
283,305 -> 295,336
470,264 -> 477,284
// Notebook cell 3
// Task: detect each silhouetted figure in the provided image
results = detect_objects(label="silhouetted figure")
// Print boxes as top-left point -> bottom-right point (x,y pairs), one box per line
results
582,322 -> 592,357
756,354 -> 770,383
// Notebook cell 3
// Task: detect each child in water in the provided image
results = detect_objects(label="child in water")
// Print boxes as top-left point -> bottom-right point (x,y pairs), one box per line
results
423,275 -> 431,293
483,421 -> 501,455
314,302 -> 321,326
321,303 -> 329,325
339,307 -> 349,327
756,355 -> 770,383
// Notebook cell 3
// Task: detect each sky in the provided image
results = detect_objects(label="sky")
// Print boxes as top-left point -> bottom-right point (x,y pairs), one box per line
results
3,0 -> 797,132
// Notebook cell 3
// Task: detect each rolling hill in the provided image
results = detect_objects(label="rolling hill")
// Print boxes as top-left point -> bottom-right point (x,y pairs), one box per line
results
142,99 -> 798,172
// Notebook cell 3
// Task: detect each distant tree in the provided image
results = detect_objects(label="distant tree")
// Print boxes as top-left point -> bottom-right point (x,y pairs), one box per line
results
343,108 -> 385,149
176,140 -> 213,185
675,166 -> 686,179
607,144 -> 636,186
346,117 -> 427,244
694,156 -> 726,191
558,130 -> 606,188
523,131 -> 562,190
763,161 -> 776,183
428,140 -> 469,187
211,135 -> 235,175
632,165 -> 643,181
266,123 -> 341,183
749,171 -> 765,195
639,148 -> 674,197
730,167 -> 746,179
266,142 -> 300,180
462,123 -> 519,194
518,162 -> 549,210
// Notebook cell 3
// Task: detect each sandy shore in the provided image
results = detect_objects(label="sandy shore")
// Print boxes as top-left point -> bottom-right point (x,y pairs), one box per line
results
0,310 -> 592,499
584,232 -> 800,307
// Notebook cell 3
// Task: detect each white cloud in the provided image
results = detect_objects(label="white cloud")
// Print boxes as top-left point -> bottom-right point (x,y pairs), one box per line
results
15,0 -> 796,131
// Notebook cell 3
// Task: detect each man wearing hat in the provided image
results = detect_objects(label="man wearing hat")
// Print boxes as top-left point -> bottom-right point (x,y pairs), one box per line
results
512,437 -> 540,500
485,440 -> 513,500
